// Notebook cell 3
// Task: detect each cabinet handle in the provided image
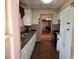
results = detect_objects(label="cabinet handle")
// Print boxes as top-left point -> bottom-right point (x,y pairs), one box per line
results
57,38 -> 59,40
66,29 -> 70,30
67,22 -> 70,24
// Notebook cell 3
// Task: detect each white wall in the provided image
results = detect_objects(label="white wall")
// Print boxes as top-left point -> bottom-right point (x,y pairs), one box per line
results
32,10 -> 58,24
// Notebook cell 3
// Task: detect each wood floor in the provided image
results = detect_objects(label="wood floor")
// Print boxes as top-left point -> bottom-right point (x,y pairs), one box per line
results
41,31 -> 51,41
31,31 -> 58,59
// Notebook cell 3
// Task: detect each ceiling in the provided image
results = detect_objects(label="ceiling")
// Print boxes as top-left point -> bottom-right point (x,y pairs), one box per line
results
20,0 -> 67,10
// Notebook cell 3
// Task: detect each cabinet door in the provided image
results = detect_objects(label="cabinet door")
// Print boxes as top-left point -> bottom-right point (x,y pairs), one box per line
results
21,41 -> 31,59
60,7 -> 74,59
28,33 -> 37,58
23,10 -> 32,26
64,7 -> 74,59
59,7 -> 74,59
59,10 -> 66,59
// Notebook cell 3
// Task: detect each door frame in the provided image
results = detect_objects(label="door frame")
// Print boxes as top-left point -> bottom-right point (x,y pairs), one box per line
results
5,0 -> 21,59
40,14 -> 53,41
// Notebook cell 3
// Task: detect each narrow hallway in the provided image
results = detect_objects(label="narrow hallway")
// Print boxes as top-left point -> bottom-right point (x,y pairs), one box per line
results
31,33 -> 58,59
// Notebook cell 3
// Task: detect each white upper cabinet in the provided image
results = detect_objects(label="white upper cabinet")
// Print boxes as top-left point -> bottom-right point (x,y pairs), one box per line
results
23,9 -> 32,26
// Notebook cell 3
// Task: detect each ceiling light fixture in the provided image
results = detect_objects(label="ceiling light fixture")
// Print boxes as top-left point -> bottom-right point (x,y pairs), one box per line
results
41,0 -> 53,3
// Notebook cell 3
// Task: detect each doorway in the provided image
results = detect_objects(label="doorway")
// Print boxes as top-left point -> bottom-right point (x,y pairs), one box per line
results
40,14 -> 52,41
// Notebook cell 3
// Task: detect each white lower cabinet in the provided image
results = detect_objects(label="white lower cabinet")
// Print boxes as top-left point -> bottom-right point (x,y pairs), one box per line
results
21,33 -> 36,59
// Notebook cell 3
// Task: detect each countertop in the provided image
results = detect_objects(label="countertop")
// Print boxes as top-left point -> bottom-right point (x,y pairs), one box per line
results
21,30 -> 36,49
